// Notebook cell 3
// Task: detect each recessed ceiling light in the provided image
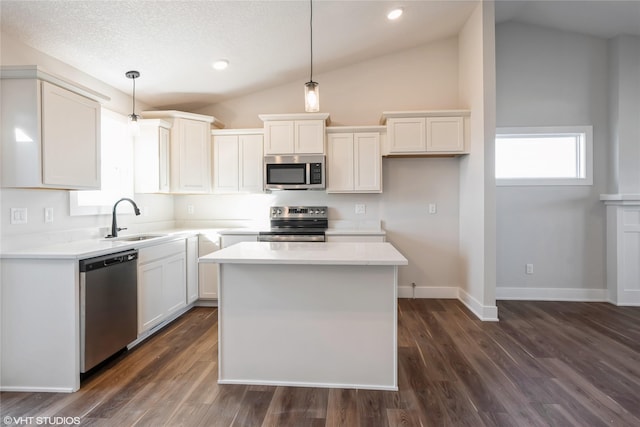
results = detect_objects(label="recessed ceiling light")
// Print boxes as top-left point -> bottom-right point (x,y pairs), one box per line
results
387,8 -> 403,20
212,59 -> 229,70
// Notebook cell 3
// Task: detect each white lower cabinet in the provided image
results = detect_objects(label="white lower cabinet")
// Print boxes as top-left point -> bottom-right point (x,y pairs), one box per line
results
186,236 -> 199,304
220,233 -> 258,249
198,234 -> 220,300
326,234 -> 386,242
137,240 -> 187,334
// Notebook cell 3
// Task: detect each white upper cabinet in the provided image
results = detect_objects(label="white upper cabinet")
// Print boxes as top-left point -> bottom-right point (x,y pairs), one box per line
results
212,130 -> 263,194
381,110 -> 469,156
142,110 -> 224,194
327,127 -> 382,193
1,67 -> 107,189
134,119 -> 171,193
260,113 -> 330,155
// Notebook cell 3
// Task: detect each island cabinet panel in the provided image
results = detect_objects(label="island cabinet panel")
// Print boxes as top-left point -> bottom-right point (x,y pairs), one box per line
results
186,235 -> 199,304
137,240 -> 187,334
217,263 -> 398,390
1,78 -> 101,189
198,234 -> 220,300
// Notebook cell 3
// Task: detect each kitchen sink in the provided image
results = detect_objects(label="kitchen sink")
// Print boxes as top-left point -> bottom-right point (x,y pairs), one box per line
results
106,234 -> 168,242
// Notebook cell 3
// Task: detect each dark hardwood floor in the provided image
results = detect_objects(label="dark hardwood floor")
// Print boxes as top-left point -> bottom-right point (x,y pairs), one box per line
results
2,299 -> 639,426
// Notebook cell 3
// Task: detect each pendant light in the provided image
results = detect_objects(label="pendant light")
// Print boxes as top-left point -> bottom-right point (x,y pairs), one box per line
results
125,70 -> 141,133
304,0 -> 319,112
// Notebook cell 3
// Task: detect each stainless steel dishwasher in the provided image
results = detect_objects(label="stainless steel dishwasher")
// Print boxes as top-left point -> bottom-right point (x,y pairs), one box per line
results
79,249 -> 138,373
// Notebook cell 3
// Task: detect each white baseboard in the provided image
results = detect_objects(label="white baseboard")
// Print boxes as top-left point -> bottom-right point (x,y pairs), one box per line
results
457,289 -> 499,321
496,286 -> 608,302
397,285 -> 498,322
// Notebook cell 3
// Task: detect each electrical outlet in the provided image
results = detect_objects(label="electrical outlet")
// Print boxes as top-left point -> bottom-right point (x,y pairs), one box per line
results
355,204 -> 366,215
187,205 -> 195,215
44,207 -> 54,223
10,208 -> 28,224
526,263 -> 534,275
428,203 -> 437,214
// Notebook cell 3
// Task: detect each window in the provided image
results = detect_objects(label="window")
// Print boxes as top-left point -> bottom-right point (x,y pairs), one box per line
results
70,109 -> 134,215
495,126 -> 593,186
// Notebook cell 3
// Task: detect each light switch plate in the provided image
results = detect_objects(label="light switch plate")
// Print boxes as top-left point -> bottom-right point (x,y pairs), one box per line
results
44,207 -> 54,223
355,204 -> 366,215
10,208 -> 28,224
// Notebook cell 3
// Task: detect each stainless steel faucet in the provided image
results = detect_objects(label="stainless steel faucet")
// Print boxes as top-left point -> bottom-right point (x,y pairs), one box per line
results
108,198 -> 141,238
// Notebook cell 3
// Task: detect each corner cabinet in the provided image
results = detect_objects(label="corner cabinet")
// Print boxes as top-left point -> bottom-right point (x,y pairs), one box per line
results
134,119 -> 171,193
381,110 -> 470,156
1,66 -> 108,189
142,110 -> 225,194
212,129 -> 264,194
326,126 -> 383,193
259,113 -> 330,155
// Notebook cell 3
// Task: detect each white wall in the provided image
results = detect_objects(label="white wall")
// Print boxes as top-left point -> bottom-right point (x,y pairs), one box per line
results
196,39 -> 460,127
457,1 -> 498,320
495,22 -> 609,299
186,39 -> 465,295
0,32 -> 174,250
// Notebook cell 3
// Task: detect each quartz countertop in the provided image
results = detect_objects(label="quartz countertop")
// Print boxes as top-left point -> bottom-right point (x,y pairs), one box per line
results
0,228 -> 219,260
217,228 -> 386,236
199,241 -> 407,266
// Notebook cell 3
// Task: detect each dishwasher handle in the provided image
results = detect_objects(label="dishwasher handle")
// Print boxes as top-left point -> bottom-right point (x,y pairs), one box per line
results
80,250 -> 138,273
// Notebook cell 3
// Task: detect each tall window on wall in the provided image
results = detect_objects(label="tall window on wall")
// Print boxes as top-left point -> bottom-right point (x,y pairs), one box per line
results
70,109 -> 134,215
495,126 -> 593,186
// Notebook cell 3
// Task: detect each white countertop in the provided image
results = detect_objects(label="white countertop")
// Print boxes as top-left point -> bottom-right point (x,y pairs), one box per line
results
217,228 -> 386,236
0,229 -> 214,260
199,241 -> 407,266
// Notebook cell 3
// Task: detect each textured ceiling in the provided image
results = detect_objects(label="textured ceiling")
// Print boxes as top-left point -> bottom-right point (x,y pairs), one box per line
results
2,1 -> 638,111
1,0 -> 477,110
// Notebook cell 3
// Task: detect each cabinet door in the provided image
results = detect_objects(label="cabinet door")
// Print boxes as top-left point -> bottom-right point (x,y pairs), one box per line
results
158,126 -> 171,192
41,81 -> 101,189
172,118 -> 211,193
186,236 -> 199,304
198,236 -> 219,300
326,133 -> 354,192
387,117 -> 426,153
264,121 -> 294,154
135,122 -> 171,193
138,261 -> 166,333
354,133 -> 381,192
164,253 -> 187,316
295,120 -> 325,154
213,135 -> 239,193
426,117 -> 464,152
239,134 -> 264,192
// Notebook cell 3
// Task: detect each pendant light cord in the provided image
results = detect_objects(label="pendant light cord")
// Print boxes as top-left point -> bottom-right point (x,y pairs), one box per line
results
309,0 -> 313,82
132,76 -> 136,118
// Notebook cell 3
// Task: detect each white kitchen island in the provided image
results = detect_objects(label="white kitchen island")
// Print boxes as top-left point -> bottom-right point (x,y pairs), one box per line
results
199,241 -> 407,391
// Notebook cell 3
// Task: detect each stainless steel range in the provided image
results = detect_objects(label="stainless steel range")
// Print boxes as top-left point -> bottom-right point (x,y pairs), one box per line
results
258,206 -> 328,242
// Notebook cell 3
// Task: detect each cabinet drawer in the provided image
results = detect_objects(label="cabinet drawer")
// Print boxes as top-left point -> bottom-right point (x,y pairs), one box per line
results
138,239 -> 185,265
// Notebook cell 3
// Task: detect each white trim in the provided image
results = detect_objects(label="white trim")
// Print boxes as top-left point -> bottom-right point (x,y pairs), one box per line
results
496,286 -> 607,301
217,378 -> 398,391
397,286 -> 498,321
458,289 -> 499,321
496,125 -> 593,186
0,386 -> 76,393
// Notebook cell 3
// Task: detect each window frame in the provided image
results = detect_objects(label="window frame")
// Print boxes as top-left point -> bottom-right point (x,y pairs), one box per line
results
495,125 -> 593,187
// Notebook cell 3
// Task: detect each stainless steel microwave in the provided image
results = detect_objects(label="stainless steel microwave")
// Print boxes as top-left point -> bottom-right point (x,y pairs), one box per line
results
264,155 -> 325,190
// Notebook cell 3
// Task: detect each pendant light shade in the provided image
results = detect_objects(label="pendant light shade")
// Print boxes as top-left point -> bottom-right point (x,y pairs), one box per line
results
304,81 -> 319,113
126,70 -> 140,133
304,0 -> 319,112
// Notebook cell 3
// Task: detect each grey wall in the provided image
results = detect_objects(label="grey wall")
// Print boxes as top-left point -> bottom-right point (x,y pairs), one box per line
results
495,22 -> 609,297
